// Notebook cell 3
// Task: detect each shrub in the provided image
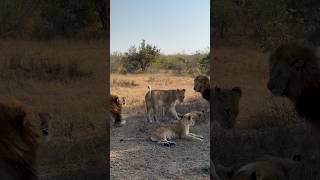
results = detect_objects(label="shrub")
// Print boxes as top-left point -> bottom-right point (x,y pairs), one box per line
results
122,39 -> 160,73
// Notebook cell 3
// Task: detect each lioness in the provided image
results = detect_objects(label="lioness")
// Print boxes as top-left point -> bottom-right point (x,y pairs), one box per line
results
215,155 -> 301,180
145,85 -> 185,123
110,94 -> 127,126
150,111 -> 204,146
212,86 -> 242,129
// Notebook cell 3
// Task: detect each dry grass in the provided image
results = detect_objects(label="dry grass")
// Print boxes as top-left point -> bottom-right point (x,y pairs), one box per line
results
110,73 -> 206,111
0,40 -> 108,179
212,47 -> 320,179
110,73 -> 210,179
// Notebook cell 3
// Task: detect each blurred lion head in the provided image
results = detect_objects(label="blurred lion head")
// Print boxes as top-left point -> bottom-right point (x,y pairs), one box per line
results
0,99 -> 40,180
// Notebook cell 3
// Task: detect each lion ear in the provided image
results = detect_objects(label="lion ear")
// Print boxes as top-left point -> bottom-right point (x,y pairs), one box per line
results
232,87 -> 242,96
114,96 -> 119,103
182,89 -> 186,92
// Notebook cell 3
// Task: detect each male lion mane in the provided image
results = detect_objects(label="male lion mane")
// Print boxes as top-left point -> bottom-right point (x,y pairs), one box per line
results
0,99 -> 40,180
270,43 -> 320,127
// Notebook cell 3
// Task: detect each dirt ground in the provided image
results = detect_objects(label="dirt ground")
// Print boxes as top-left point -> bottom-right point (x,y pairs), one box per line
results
110,73 -> 210,179
0,40 -> 108,180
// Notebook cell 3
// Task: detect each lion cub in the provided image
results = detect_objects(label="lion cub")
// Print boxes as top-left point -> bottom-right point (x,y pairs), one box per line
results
150,111 -> 204,146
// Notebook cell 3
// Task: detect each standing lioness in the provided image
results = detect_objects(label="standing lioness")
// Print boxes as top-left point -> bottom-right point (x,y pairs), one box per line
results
145,86 -> 185,123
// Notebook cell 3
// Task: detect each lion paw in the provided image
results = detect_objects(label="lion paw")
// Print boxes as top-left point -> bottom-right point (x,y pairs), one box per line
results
160,141 -> 176,147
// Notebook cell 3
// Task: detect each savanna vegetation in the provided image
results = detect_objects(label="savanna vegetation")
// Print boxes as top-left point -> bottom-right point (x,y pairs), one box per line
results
111,39 -> 210,75
0,0 -> 108,179
212,0 -> 320,49
0,0 -> 106,40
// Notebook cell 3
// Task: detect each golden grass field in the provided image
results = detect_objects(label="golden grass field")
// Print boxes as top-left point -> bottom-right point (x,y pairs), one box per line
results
0,40 -> 108,180
110,73 -> 210,179
111,73 -> 206,113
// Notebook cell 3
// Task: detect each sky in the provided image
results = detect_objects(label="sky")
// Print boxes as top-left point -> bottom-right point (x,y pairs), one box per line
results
111,0 -> 209,55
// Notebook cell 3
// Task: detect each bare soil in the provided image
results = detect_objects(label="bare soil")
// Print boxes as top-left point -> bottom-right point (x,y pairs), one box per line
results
110,73 -> 210,179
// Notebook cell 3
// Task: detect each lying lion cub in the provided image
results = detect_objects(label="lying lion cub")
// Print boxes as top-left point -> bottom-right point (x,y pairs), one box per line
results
150,110 -> 204,146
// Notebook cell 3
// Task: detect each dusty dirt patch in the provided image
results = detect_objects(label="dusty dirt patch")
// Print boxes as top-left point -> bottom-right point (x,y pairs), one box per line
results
110,73 -> 210,179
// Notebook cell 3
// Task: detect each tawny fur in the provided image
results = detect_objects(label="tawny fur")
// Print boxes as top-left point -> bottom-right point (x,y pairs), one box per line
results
145,88 -> 185,123
194,75 -> 210,101
213,155 -> 301,180
0,99 -> 40,180
210,86 -> 242,179
268,43 -> 320,127
110,94 -> 126,126
229,155 -> 300,180
211,86 -> 242,129
150,111 -> 204,145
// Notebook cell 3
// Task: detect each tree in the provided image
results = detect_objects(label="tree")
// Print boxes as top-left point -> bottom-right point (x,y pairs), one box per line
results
122,40 -> 160,73
199,53 -> 210,74
39,0 -> 97,37
212,0 -> 243,39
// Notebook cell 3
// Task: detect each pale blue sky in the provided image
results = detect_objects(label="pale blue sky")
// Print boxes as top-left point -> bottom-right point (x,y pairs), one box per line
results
110,0 -> 209,55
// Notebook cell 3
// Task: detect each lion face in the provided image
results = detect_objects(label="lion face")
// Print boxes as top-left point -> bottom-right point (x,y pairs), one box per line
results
267,43 -> 316,100
212,86 -> 241,129
267,60 -> 291,96
183,114 -> 196,126
183,111 -> 204,126
112,94 -> 126,107
121,97 -> 127,106
116,96 -> 126,106
175,89 -> 186,103
194,75 -> 209,93
0,101 -> 39,145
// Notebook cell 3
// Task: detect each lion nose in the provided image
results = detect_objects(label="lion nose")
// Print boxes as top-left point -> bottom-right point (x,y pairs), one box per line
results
42,129 -> 49,136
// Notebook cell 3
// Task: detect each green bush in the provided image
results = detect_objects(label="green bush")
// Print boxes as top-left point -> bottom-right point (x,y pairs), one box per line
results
122,40 -> 160,73
0,0 -> 104,39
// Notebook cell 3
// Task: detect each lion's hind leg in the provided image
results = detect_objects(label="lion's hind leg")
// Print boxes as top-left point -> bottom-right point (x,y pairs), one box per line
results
189,133 -> 204,140
184,134 -> 203,142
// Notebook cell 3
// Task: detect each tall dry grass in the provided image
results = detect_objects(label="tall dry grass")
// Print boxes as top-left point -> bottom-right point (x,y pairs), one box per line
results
0,40 -> 108,179
110,73 -> 209,118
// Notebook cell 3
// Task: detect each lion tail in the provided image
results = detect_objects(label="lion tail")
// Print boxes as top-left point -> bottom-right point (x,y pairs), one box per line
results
119,137 -> 145,142
148,85 -> 152,98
